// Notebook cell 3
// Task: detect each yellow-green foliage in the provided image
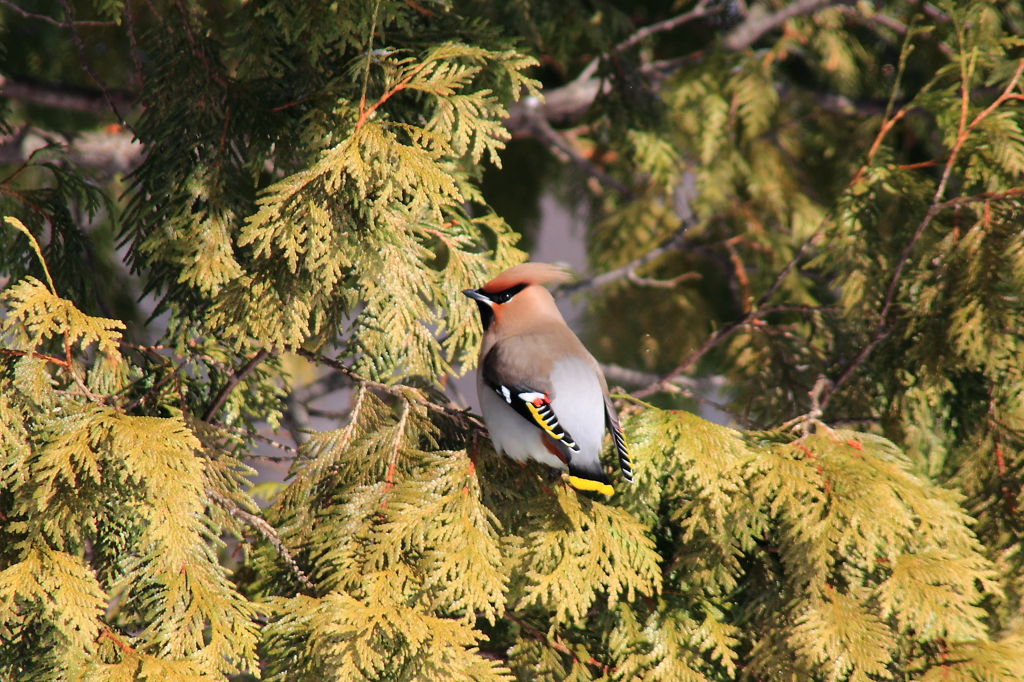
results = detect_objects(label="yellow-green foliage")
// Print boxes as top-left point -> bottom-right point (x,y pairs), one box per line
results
3,0 -> 1024,681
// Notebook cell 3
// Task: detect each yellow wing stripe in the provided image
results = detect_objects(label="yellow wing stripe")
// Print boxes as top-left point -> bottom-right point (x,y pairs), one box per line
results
527,401 -> 563,440
566,475 -> 615,497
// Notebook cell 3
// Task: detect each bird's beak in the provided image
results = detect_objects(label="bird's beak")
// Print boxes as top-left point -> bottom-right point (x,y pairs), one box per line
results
462,289 -> 492,304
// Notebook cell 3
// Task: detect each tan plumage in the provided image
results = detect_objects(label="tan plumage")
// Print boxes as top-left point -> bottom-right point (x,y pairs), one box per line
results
464,262 -> 633,496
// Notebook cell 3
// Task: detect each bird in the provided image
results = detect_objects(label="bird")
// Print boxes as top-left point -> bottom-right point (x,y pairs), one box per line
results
463,262 -> 634,496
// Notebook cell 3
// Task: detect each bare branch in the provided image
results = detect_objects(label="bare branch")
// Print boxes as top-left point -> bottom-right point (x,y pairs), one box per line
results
601,363 -> 657,387
834,5 -> 954,57
57,0 -> 131,126
0,126 -> 144,175
627,269 -> 701,288
620,229 -> 824,403
202,349 -> 271,423
282,391 -> 313,447
0,0 -> 115,26
631,306 -> 813,399
517,98 -> 634,198
779,374 -> 831,435
616,0 -> 723,54
754,232 -> 820,310
575,0 -> 726,83
556,226 -> 692,296
0,76 -> 136,116
292,348 -> 487,431
822,330 -> 889,407
723,0 -> 843,51
207,488 -> 314,590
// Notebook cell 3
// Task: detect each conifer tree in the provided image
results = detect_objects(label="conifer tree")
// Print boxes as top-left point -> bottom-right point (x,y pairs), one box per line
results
2,1 -> 1024,681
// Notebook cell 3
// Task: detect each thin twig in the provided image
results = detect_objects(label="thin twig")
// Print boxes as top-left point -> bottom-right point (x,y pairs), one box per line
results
504,612 -> 609,673
834,5 -> 955,57
521,100 -> 634,198
632,303 -> 825,399
382,401 -> 409,500
202,349 -> 271,423
99,628 -> 135,655
206,488 -> 314,590
931,187 -> 1024,211
1,0 -> 115,26
125,0 -> 144,90
174,0 -> 228,90
627,269 -> 701,288
64,335 -> 105,403
879,59 -> 1024,328
123,365 -> 184,412
575,0 -> 724,83
358,0 -> 382,125
292,348 -> 486,431
57,0 -> 129,126
0,348 -> 70,369
632,230 -> 822,400
615,0 -> 720,53
724,238 -> 751,313
356,60 -> 428,131
723,0 -> 841,51
556,225 -> 693,297
215,422 -> 299,457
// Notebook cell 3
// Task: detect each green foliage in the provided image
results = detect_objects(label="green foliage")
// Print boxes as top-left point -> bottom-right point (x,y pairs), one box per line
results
3,0 -> 1024,681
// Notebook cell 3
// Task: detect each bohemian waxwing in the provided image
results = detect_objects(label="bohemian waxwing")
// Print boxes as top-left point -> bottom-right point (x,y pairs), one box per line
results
463,262 -> 634,496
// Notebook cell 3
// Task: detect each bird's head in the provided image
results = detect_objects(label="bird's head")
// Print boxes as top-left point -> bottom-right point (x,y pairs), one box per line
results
463,262 -> 572,333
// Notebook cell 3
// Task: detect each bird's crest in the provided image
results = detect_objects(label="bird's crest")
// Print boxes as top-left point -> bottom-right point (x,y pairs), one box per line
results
481,262 -> 573,293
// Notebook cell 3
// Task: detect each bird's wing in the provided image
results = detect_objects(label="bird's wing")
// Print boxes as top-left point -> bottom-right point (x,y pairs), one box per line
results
604,395 -> 633,483
481,345 -> 581,453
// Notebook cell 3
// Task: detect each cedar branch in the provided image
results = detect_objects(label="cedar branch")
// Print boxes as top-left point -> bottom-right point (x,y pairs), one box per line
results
292,348 -> 487,431
207,488 -> 315,590
632,233 -> 821,399
202,349 -> 271,423
821,59 -> 1024,409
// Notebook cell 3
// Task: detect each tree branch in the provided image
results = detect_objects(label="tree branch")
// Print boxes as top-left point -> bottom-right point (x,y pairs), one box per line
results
818,60 -> 1024,410
57,0 -> 130,126
616,0 -> 723,53
0,124 -> 143,173
722,0 -> 844,51
292,348 -> 487,431
215,422 -> 299,458
206,488 -> 314,590
632,228 -> 821,401
555,226 -> 693,296
517,98 -> 634,198
202,349 -> 271,423
0,0 -> 115,27
627,269 -> 701,288
0,76 -> 136,116
575,0 -> 727,83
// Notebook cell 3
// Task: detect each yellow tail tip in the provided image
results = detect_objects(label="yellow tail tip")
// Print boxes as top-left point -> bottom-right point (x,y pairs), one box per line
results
565,475 -> 615,497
